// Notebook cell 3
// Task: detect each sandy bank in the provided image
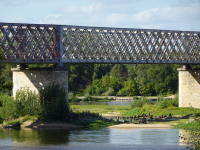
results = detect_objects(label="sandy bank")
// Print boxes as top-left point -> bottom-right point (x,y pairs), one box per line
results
108,124 -> 173,129
21,121 -> 81,129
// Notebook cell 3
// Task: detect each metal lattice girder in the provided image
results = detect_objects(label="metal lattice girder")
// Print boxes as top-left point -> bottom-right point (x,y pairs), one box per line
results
0,22 -> 59,63
0,22 -> 200,64
62,26 -> 200,64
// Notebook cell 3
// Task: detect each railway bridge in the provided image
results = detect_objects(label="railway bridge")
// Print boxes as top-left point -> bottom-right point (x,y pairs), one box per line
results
0,22 -> 200,108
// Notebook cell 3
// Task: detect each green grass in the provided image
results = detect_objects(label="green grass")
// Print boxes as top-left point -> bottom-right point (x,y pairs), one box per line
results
70,104 -> 131,115
70,104 -> 200,119
3,120 -> 20,126
174,121 -> 200,129
123,104 -> 200,117
2,115 -> 38,126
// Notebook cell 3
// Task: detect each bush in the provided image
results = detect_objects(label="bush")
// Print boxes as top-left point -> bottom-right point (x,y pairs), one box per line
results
0,94 -> 16,123
0,84 -> 70,123
131,97 -> 152,108
68,91 -> 74,99
39,84 -> 69,121
133,96 -> 138,101
170,93 -> 178,107
82,97 -> 89,102
85,85 -> 92,95
156,93 -> 178,109
101,88 -> 115,96
15,89 -> 41,117
69,97 -> 82,102
116,88 -> 127,96
159,99 -> 171,109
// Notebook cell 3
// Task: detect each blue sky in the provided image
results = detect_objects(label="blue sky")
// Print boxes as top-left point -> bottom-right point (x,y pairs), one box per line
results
0,0 -> 199,31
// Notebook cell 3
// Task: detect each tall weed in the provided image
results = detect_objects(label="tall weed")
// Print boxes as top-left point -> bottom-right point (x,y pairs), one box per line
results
15,89 -> 41,117
131,97 -> 152,108
0,84 -> 70,123
170,93 -> 178,107
157,93 -> 178,109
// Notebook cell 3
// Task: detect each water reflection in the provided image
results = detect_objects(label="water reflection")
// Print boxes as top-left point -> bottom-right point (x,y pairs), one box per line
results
179,129 -> 192,145
70,101 -> 133,106
110,128 -> 180,145
0,128 -> 189,147
0,128 -> 70,146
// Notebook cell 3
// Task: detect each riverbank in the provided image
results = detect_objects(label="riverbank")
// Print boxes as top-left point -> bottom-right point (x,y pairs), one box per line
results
77,95 -> 175,101
108,123 -> 173,128
21,121 -> 81,128
1,121 -> 174,129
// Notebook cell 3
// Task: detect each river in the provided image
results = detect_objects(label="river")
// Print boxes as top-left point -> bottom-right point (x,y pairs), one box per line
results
0,127 -> 187,150
70,101 -> 133,106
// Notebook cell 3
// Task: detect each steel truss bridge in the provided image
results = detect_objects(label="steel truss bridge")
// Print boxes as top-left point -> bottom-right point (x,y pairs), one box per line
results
0,22 -> 200,65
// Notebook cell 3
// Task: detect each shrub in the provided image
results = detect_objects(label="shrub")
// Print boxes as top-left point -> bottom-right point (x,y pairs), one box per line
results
69,97 -> 82,102
39,84 -> 69,121
0,94 -> 16,122
116,88 -> 127,96
133,96 -> 138,101
85,85 -> 92,95
170,93 -> 178,107
156,93 -> 178,109
101,88 -> 115,96
82,97 -> 89,102
15,88 -> 41,117
131,97 -> 152,108
0,84 -> 70,123
68,91 -> 74,99
159,99 -> 170,109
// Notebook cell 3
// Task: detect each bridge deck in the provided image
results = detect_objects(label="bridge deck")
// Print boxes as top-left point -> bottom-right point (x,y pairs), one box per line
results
0,22 -> 199,64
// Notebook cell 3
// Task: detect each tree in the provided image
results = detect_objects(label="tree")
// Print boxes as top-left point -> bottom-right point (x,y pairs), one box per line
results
110,64 -> 127,78
93,64 -> 111,80
1,64 -> 14,95
123,79 -> 138,96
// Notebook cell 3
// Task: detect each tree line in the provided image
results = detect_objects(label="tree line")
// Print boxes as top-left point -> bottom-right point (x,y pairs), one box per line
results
66,63 -> 182,96
0,63 -> 197,97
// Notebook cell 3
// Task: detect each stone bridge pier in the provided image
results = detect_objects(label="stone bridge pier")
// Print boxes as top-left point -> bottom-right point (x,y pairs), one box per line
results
178,67 -> 200,108
11,66 -> 68,102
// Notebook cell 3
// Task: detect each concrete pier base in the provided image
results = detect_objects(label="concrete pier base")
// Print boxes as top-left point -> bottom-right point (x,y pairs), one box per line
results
178,68 -> 200,108
11,67 -> 68,102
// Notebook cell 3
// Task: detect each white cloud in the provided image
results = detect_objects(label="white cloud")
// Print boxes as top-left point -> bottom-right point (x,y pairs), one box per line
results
45,14 -> 62,20
1,0 -> 199,31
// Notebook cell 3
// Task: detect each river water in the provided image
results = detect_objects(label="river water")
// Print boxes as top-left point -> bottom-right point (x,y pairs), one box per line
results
0,101 -> 188,149
70,101 -> 133,106
0,128 -> 187,150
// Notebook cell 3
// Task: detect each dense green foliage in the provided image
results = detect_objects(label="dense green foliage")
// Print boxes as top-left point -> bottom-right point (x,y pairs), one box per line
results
39,84 -> 69,121
15,89 -> 41,117
0,63 -> 183,97
130,97 -> 152,108
66,64 -> 181,96
130,94 -> 178,110
0,94 -> 16,123
0,64 -> 15,95
0,84 -> 69,123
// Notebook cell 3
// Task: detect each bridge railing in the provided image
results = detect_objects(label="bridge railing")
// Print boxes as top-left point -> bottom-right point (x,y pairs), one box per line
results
0,22 -> 200,64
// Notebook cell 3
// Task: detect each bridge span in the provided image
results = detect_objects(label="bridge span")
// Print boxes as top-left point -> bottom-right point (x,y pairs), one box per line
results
0,22 -> 200,108
0,22 -> 200,65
